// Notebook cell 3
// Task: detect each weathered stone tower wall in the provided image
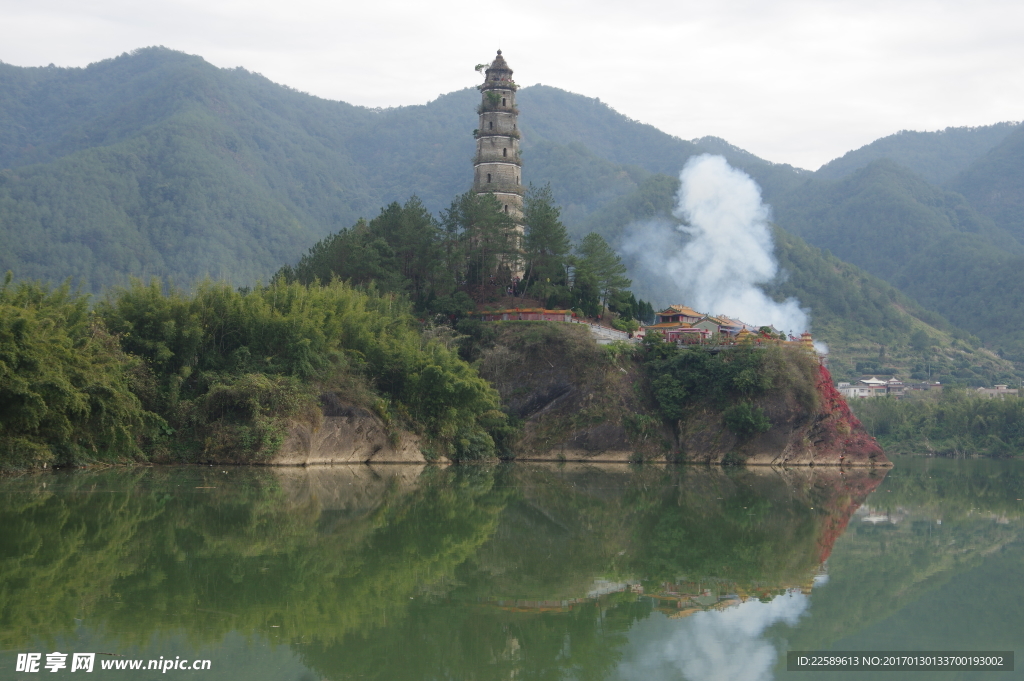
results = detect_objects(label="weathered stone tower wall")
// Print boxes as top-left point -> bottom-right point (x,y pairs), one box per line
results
474,50 -> 524,225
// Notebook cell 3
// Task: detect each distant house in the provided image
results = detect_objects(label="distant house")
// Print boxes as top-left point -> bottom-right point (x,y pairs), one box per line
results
977,385 -> 1020,398
693,315 -> 727,336
905,381 -> 942,393
642,305 -> 707,343
838,376 -> 900,399
886,378 -> 904,398
837,382 -> 873,399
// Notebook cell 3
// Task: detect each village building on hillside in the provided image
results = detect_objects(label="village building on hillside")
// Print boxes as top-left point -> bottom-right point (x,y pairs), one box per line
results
837,376 -> 904,399
642,306 -> 710,343
654,305 -> 703,326
977,384 -> 1020,398
638,304 -> 819,357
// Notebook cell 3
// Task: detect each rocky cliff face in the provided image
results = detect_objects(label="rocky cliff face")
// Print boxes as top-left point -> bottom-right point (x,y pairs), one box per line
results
478,323 -> 888,466
274,402 -> 425,465
676,364 -> 888,466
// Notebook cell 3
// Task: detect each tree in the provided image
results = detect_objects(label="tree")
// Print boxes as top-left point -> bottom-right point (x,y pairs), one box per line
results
522,184 -> 571,290
442,192 -> 520,293
575,233 -> 631,310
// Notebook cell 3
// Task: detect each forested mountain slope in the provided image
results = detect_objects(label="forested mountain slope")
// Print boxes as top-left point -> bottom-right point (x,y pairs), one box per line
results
814,123 -> 1020,184
770,160 -> 1024,360
948,124 -> 1024,242
0,48 -> 807,292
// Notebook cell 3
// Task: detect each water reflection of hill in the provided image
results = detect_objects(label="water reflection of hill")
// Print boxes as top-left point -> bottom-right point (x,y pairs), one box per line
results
458,464 -> 885,603
777,457 -> 1024,659
2,460 -> 1020,681
0,465 -> 507,649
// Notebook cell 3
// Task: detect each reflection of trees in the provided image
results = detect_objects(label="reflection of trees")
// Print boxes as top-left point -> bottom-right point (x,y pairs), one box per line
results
298,596 -> 651,681
1,462 -> 908,681
629,467 -> 884,590
0,465 -> 509,649
0,469 -> 159,649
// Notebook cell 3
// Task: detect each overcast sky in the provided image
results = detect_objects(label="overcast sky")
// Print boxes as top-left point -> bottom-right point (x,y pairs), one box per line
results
2,0 -> 1022,170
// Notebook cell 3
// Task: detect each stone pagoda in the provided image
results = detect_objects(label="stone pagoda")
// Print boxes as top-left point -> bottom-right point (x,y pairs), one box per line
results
473,50 -> 524,232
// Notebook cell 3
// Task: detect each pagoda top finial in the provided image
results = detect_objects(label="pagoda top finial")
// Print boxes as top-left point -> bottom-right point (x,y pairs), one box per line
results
486,50 -> 512,80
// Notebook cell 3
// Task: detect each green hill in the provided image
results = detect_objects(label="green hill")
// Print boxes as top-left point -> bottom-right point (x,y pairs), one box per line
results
814,122 -> 1021,184
771,160 -> 1024,360
947,123 -> 1024,242
0,48 -> 811,292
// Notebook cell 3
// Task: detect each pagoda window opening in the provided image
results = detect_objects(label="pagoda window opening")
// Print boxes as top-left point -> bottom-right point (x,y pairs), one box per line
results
503,147 -> 507,157
502,97 -> 507,106
487,173 -> 492,183
504,204 -> 509,213
489,121 -> 493,130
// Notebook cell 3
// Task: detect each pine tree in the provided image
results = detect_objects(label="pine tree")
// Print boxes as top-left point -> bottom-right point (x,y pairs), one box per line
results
576,233 -> 631,310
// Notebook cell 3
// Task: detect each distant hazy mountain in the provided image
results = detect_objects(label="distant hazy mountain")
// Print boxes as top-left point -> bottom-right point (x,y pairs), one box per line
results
948,124 -> 1024,242
815,123 -> 1021,184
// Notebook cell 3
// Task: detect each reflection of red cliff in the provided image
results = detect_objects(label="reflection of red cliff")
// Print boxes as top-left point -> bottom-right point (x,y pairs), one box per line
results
815,469 -> 886,563
810,365 -> 889,466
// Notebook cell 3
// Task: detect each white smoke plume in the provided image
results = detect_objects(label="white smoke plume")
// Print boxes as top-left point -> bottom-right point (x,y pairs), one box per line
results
620,154 -> 809,337
615,591 -> 810,681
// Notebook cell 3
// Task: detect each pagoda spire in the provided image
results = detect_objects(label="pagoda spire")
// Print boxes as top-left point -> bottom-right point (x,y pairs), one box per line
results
473,51 -> 524,247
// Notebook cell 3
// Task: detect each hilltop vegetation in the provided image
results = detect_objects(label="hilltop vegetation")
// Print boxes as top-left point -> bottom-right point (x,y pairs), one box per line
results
0,276 -> 511,470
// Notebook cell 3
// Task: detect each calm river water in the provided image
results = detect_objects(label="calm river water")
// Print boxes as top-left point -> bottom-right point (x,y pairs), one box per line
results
1,458 -> 1021,681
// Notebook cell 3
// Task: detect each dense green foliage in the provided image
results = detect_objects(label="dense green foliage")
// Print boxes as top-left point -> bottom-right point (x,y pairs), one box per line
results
97,278 -> 507,462
279,196 -> 468,312
575,232 -> 631,308
0,275 -> 509,469
643,342 -> 818,434
0,277 -> 157,468
280,188 -> 646,321
852,390 -> 1024,457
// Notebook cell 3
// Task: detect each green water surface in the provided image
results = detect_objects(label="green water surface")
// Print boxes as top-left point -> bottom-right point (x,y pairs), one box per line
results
0,458 -> 1021,680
